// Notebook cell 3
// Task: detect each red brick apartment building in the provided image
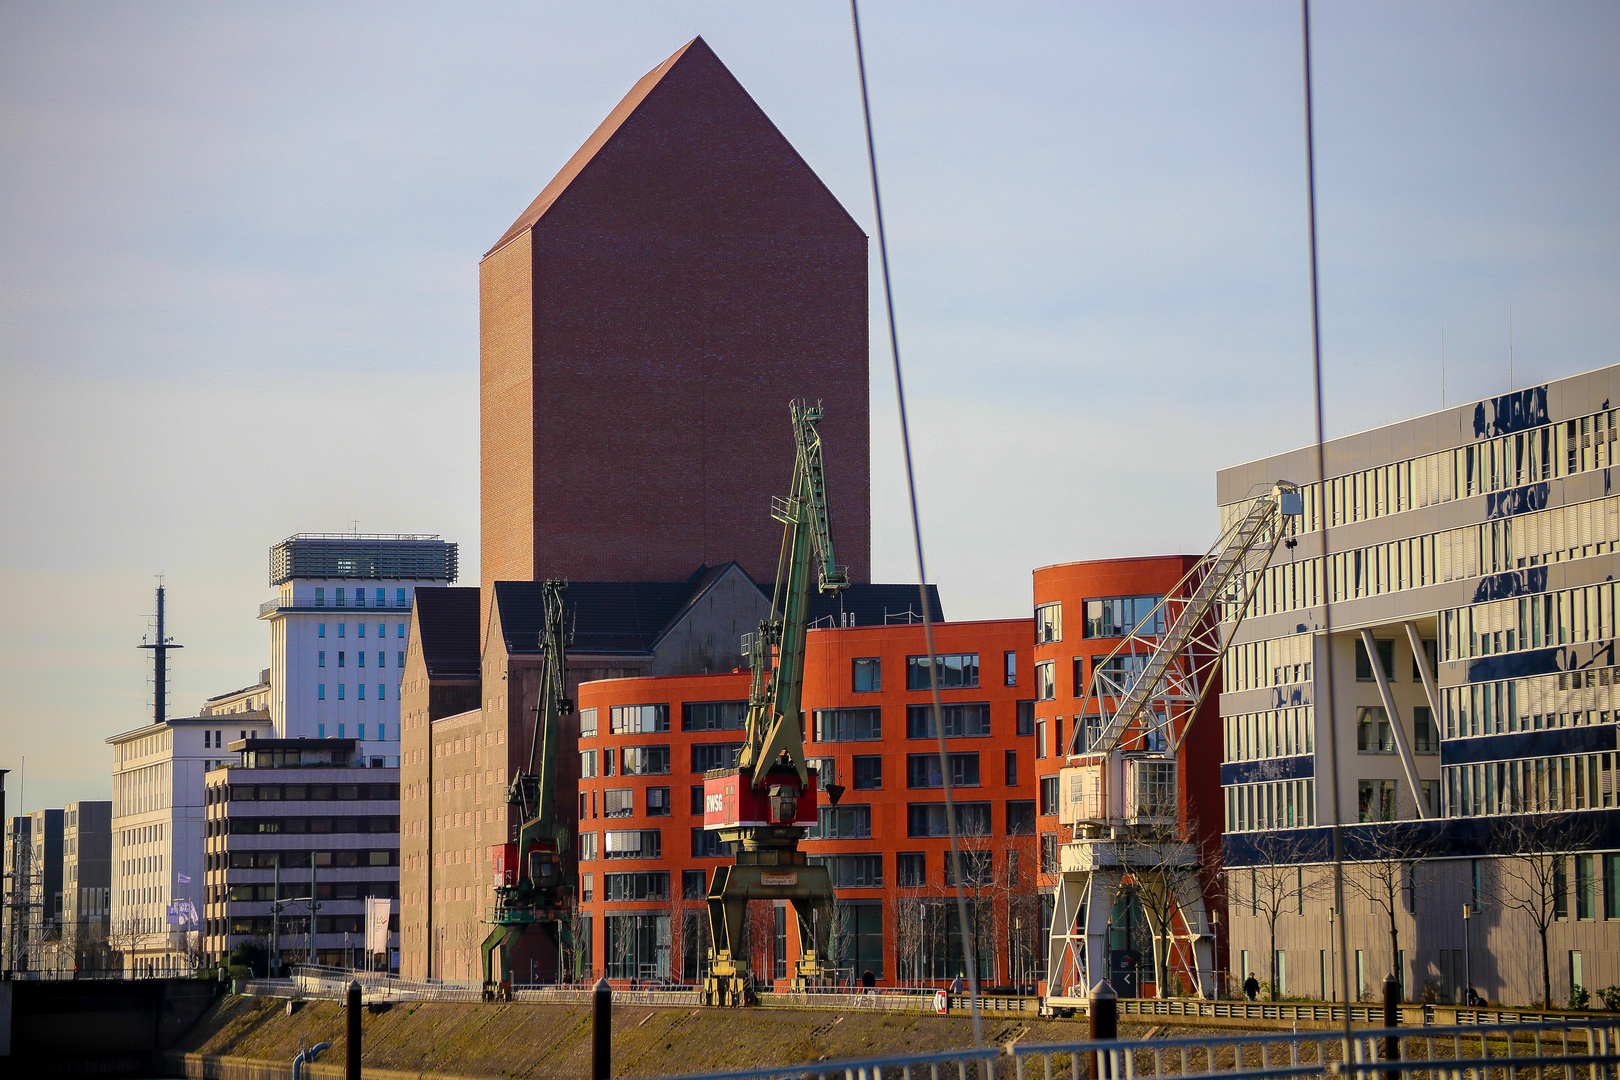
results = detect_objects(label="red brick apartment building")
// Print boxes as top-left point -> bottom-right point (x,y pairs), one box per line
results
566,557 -> 1224,990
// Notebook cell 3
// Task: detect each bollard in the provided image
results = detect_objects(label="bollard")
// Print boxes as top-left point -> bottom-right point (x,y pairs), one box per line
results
592,977 -> 612,1080
346,979 -> 362,1080
1381,973 -> 1400,1080
1089,980 -> 1117,1080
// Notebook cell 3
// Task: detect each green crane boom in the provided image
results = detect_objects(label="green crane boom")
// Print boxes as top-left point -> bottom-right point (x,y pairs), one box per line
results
481,578 -> 574,998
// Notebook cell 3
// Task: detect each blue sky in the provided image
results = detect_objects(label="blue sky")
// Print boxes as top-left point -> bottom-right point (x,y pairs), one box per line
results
2,1 -> 1616,813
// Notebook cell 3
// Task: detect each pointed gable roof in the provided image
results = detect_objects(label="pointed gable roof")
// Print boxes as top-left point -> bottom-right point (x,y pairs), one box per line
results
484,35 -> 859,259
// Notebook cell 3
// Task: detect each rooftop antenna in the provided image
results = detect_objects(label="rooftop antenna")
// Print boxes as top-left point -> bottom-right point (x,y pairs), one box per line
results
349,519 -> 361,535
138,579 -> 184,726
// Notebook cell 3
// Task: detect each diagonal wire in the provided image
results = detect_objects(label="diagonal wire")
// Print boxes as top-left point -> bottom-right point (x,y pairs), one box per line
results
1299,0 -> 1355,1037
849,0 -> 986,1048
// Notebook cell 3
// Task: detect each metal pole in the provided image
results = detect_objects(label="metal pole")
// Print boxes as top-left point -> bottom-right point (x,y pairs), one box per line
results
1089,980 -> 1117,1080
271,857 -> 281,978
309,860 -> 318,965
345,979 -> 361,1080
1381,973 -> 1399,1080
592,976 -> 612,1080
1462,904 -> 1472,1007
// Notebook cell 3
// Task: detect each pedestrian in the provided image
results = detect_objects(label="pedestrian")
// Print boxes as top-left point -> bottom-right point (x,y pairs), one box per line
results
862,969 -> 876,992
1243,974 -> 1260,1001
950,974 -> 965,995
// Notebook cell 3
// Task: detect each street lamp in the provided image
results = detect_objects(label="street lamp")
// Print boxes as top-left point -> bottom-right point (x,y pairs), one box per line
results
1209,910 -> 1221,999
1327,907 -> 1337,1003
1462,902 -> 1481,1006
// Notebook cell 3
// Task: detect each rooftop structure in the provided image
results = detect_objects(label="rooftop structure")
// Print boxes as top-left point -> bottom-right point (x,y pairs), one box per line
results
268,534 -> 457,588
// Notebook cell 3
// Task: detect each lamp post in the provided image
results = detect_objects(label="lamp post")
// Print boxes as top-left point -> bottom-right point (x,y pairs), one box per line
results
1462,902 -> 1478,1006
1014,918 -> 1023,991
1327,907 -> 1337,1002
1210,910 -> 1221,999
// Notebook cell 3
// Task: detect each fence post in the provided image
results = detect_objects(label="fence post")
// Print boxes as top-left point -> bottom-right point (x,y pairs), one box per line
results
1089,980 -> 1117,1080
346,979 -> 361,1080
1380,973 -> 1399,1080
593,977 -> 612,1080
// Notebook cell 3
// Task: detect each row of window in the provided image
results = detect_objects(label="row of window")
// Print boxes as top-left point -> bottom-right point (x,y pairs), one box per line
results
208,849 -> 397,869
207,783 -> 398,803
312,587 -> 411,608
1224,635 -> 1317,694
210,914 -> 384,936
208,816 -> 399,836
1224,706 -> 1315,763
1225,778 -> 1318,833
318,651 -> 405,669
1356,707 -> 1439,754
811,702 -> 1036,742
214,879 -> 397,903
1443,580 -> 1620,663
1445,751 -> 1619,818
316,684 -> 393,703
317,622 -> 407,638
1357,778 -> 1441,821
1443,669 -> 1620,740
1220,403 -> 1619,538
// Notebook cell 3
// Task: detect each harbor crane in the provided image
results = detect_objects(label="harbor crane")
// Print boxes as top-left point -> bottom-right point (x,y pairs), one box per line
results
701,399 -> 849,1006
481,578 -> 574,998
1044,482 -> 1302,1011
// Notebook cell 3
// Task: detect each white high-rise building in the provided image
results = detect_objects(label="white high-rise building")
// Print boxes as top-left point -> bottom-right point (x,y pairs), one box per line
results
258,534 -> 458,764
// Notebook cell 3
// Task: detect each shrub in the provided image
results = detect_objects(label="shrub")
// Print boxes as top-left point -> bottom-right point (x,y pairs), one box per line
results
1597,986 -> 1620,1011
1568,986 -> 1591,1011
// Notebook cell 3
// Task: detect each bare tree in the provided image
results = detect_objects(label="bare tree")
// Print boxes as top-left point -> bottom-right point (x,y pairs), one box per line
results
1345,827 -> 1432,999
1489,812 -> 1598,1008
891,890 -> 930,987
1108,813 -> 1218,999
1240,830 -> 1329,1001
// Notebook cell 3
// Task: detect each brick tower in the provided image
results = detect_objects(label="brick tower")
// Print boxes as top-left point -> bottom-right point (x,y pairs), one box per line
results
480,36 -> 870,616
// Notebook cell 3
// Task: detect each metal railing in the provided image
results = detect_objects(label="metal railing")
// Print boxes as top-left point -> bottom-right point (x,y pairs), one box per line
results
259,596 -> 414,616
640,1020 -> 1620,1080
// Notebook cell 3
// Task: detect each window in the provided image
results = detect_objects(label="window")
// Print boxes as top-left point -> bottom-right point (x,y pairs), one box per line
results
853,755 -> 882,790
1356,708 -> 1394,753
1421,780 -> 1441,817
604,829 -> 661,859
1016,701 -> 1035,736
691,828 -> 729,858
620,746 -> 671,776
896,852 -> 925,887
1004,651 -> 1017,686
604,872 -> 669,901
1035,602 -> 1062,643
580,751 -> 598,779
604,789 -> 634,818
397,651 -> 405,668
1041,833 -> 1058,873
1006,800 -> 1036,835
906,702 -> 991,739
338,623 -> 345,637
1040,776 -> 1059,817
603,749 -> 614,777
1035,662 -> 1056,701
1357,779 -> 1396,822
646,787 -> 671,817
318,685 -> 325,701
318,722 -> 325,736
944,849 -> 993,887
319,651 -> 326,668
683,869 -> 707,900
1035,718 -> 1047,759
907,802 -> 990,837
1555,858 -> 1568,919
358,651 -> 366,668
691,786 -> 705,815
808,756 -> 836,784
1355,638 -> 1396,682
1575,854 -> 1594,919
814,708 -> 881,742
853,657 -> 881,692
316,588 -> 325,607
611,704 -> 669,734
1412,707 -> 1438,753
338,651 -> 346,668
578,833 -> 597,861
580,873 -> 594,902
1603,854 -> 1619,920
338,685 -> 345,701
682,701 -> 746,731
691,743 -> 742,773
1004,749 -> 1018,786
358,622 -> 365,637
397,591 -> 406,609
815,854 -> 883,888
318,623 -> 325,638
377,651 -> 384,668
815,805 -> 872,839
1085,595 -> 1164,638
1092,653 -> 1151,693
579,708 -> 598,737
1411,638 -> 1437,680
357,683 -> 365,700
907,753 -> 980,788
907,653 -> 979,690
357,723 -> 366,739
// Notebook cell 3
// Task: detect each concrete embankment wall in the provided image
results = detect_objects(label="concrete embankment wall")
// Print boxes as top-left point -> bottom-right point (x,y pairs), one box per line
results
162,995 -> 1108,1080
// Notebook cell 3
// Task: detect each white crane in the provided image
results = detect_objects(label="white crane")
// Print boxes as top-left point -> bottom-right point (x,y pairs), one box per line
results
1043,481 -> 1302,1010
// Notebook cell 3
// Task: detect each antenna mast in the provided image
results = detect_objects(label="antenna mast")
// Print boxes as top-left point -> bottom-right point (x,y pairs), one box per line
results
138,583 -> 184,726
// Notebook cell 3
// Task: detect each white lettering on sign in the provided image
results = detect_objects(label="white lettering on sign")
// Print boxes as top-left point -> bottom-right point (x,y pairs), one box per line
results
705,794 -> 725,814
760,873 -> 798,886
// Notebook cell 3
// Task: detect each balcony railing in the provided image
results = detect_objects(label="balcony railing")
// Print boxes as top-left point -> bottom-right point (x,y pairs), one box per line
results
259,596 -> 414,616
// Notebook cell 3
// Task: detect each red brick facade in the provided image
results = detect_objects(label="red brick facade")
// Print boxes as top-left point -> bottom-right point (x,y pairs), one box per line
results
480,36 -> 870,637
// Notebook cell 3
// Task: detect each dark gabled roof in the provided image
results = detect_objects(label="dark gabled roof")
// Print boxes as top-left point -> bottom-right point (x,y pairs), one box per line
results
802,583 -> 945,629
413,587 -> 482,676
495,565 -> 760,657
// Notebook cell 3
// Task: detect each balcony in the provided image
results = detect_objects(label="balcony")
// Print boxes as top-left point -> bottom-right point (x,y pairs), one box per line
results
259,596 -> 414,617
